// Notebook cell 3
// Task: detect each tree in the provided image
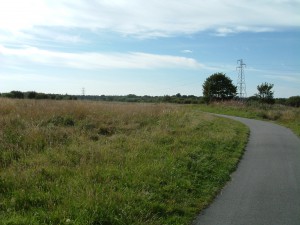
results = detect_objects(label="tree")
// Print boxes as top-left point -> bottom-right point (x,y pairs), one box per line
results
27,91 -> 37,99
203,72 -> 237,102
10,91 -> 24,99
256,82 -> 275,104
287,96 -> 300,107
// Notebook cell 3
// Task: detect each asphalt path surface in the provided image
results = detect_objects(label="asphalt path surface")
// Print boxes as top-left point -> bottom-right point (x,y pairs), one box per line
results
193,115 -> 300,225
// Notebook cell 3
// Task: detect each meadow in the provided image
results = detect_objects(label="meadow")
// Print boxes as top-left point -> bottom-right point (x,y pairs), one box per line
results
0,99 -> 248,225
198,101 -> 300,137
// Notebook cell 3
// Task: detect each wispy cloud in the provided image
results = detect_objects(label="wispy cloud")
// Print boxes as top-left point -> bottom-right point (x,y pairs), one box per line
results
246,66 -> 300,84
0,0 -> 299,39
0,73 -> 64,82
215,26 -> 275,36
182,50 -> 193,54
264,74 -> 300,83
0,45 -> 202,70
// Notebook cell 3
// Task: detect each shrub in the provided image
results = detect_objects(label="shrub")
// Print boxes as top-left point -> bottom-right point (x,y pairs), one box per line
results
287,96 -> 300,107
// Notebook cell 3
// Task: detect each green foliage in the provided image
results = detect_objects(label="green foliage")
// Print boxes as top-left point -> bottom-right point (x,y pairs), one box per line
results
286,96 -> 300,107
3,91 -> 25,99
249,96 -> 300,108
1,91 -> 203,104
79,94 -> 203,104
202,73 -> 237,103
27,91 -> 38,99
1,91 -> 77,101
256,82 -> 275,104
0,99 -> 248,225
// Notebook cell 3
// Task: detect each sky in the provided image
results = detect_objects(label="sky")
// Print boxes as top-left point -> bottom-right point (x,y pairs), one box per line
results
0,0 -> 299,98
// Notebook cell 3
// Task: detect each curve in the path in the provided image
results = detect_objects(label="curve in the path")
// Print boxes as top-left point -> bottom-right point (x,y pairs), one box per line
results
193,115 -> 300,225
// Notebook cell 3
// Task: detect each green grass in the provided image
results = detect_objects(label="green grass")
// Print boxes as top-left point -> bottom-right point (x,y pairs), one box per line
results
198,101 -> 300,137
0,99 -> 248,225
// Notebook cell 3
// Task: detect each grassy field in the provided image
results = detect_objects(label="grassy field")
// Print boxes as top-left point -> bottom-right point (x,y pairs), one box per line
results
198,101 -> 300,137
0,99 -> 248,225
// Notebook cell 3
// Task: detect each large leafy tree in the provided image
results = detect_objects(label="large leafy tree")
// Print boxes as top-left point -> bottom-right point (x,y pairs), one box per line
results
256,82 -> 275,104
203,73 -> 237,102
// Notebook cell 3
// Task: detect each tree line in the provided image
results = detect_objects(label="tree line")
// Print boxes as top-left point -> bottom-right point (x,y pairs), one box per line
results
0,91 -> 77,100
1,74 -> 299,107
0,91 -> 204,104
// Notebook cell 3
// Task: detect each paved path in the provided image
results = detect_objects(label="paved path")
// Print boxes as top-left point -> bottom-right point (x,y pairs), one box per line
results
193,115 -> 300,225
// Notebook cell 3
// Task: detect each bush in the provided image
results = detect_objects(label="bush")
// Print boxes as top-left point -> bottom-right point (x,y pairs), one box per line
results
287,96 -> 300,107
27,91 -> 37,99
9,91 -> 24,99
255,82 -> 275,104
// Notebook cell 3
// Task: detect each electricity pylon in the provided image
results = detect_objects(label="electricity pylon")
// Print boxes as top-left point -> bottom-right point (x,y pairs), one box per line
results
236,59 -> 247,99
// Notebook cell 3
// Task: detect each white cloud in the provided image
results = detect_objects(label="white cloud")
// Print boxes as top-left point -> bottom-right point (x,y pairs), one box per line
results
0,45 -> 203,69
0,73 -> 64,82
264,74 -> 300,83
215,26 -> 276,36
182,50 -> 193,53
0,0 -> 299,38
0,0 -> 50,31
28,27 -> 87,44
247,67 -> 300,83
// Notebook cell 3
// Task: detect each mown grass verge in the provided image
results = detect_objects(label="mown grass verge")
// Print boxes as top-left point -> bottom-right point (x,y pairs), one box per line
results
198,101 -> 300,137
0,99 -> 248,225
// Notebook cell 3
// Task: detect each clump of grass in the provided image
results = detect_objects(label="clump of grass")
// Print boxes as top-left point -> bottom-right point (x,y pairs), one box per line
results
199,101 -> 300,136
0,99 -> 248,225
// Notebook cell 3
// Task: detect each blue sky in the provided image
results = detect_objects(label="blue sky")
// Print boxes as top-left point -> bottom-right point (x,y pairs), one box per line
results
0,0 -> 299,97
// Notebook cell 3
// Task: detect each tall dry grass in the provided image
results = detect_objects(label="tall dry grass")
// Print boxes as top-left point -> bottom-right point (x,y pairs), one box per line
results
0,99 -> 248,225
199,101 -> 300,136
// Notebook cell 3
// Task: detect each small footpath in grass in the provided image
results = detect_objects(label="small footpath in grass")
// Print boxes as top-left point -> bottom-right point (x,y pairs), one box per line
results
0,99 -> 248,225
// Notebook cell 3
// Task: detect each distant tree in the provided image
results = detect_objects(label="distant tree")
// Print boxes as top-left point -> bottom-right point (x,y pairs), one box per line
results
55,95 -> 63,100
36,93 -> 49,99
203,73 -> 237,103
27,91 -> 37,99
10,91 -> 24,99
247,95 -> 259,102
256,82 -> 275,104
2,92 -> 12,98
287,96 -> 300,107
163,95 -> 172,103
127,94 -> 137,98
275,98 -> 287,105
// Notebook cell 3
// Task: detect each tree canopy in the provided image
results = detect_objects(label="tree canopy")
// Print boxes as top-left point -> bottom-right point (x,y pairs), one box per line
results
256,82 -> 275,104
203,73 -> 237,102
